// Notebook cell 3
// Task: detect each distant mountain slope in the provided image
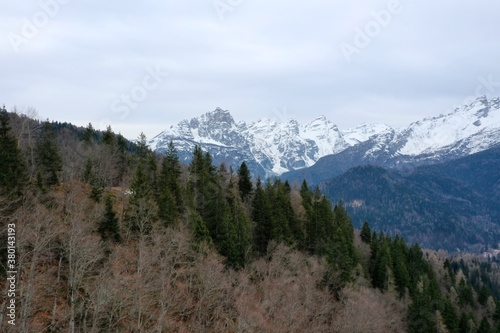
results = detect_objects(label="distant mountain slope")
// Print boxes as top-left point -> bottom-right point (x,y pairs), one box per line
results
319,146 -> 500,252
282,96 -> 500,185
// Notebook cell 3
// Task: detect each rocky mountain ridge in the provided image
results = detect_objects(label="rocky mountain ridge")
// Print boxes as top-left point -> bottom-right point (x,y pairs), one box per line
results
150,96 -> 500,180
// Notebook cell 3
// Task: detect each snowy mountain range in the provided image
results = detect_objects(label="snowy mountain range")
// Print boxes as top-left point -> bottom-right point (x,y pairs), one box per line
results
149,96 -> 500,180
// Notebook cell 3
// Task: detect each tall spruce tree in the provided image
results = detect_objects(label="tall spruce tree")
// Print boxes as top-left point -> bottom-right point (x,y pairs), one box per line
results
0,106 -> 27,197
360,221 -> 372,244
252,177 -> 272,255
102,125 -> 115,146
36,121 -> 63,186
157,141 -> 182,227
127,164 -> 156,235
82,122 -> 95,145
237,161 -> 253,201
99,195 -> 121,242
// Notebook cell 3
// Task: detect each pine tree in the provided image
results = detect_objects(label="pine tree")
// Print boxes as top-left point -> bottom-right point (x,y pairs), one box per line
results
442,298 -> 458,333
305,188 -> 324,254
102,125 -> 115,146
157,141 -> 182,226
457,278 -> 475,308
226,179 -> 253,268
136,132 -> 149,163
36,121 -> 63,186
372,238 -> 392,291
115,133 -> 128,183
188,146 -> 217,217
83,159 -> 103,202
237,161 -> 253,201
476,317 -> 491,333
252,177 -> 272,255
189,210 -> 211,244
0,106 -> 27,198
127,164 -> 156,234
82,122 -> 94,144
360,221 -> 372,243
98,195 -> 121,242
478,285 -> 491,306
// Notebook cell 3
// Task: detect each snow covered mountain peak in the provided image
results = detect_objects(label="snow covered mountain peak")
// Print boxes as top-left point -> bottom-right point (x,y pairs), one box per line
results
150,97 -> 500,178
397,96 -> 500,156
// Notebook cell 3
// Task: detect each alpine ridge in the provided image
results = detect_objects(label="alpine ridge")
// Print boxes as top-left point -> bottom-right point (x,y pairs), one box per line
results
150,96 -> 500,180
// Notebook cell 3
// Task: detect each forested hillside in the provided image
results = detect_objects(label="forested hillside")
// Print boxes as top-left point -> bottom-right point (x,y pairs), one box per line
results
319,145 -> 500,252
2,107 -> 500,332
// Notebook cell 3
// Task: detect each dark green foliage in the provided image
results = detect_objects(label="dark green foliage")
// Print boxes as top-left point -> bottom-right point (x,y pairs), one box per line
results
237,161 -> 253,201
82,122 -> 95,144
479,285 -> 492,306
477,317 -> 491,333
127,164 -> 156,234
102,125 -> 115,146
188,146 -> 252,268
370,234 -> 392,291
252,178 -> 272,254
442,297 -> 458,333
188,146 -> 217,216
99,195 -> 121,242
267,180 -> 293,245
392,236 -> 410,297
457,278 -> 475,308
225,180 -> 253,268
0,106 -> 27,198
36,121 -> 63,186
444,258 -> 456,287
136,132 -> 150,163
83,159 -> 103,202
367,232 -> 454,332
157,142 -> 183,227
115,133 -> 128,183
190,210 -> 211,244
458,312 -> 474,333
360,221 -> 371,243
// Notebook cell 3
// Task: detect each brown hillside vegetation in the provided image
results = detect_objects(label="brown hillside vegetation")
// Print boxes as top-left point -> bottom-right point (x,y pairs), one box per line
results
1,182 -> 406,332
2,110 -> 500,333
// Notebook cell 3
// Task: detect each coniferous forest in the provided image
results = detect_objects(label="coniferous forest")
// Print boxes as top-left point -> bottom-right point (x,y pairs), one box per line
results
2,107 -> 500,332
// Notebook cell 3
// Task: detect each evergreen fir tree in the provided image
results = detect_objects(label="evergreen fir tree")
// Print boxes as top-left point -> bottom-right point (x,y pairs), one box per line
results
136,132 -> 149,163
127,164 -> 156,234
478,285 -> 491,306
0,106 -> 28,198
115,133 -> 128,183
391,236 -> 410,298
102,125 -> 115,146
82,122 -> 94,144
237,161 -> 253,201
226,180 -> 253,268
476,317 -> 491,333
157,187 -> 176,227
252,177 -> 272,255
36,121 -> 63,186
442,298 -> 458,333
190,210 -> 211,244
98,195 -> 121,242
83,159 -> 103,202
360,221 -> 372,243
157,141 -> 183,225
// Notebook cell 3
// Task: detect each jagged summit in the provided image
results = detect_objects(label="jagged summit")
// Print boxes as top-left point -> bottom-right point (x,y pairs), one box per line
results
150,97 -> 500,179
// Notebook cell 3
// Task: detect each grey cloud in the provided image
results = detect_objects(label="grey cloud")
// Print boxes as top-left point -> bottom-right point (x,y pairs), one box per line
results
1,0 -> 499,139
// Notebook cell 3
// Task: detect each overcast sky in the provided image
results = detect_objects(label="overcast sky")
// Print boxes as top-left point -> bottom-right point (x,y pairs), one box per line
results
1,0 -> 500,140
